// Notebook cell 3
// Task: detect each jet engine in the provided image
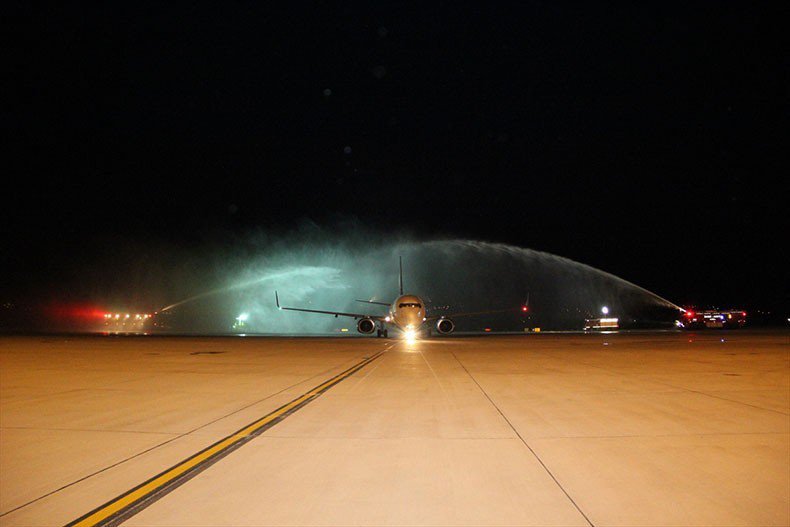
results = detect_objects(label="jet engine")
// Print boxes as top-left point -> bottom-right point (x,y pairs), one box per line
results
436,318 -> 455,334
357,318 -> 376,334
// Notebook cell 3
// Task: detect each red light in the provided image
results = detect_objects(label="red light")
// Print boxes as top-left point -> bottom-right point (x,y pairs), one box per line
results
686,311 -> 694,318
742,311 -> 746,316
45,303 -> 109,320
484,327 -> 492,332
521,306 -> 528,312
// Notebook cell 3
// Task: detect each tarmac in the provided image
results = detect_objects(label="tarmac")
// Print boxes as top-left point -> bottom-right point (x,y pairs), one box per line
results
0,331 -> 788,526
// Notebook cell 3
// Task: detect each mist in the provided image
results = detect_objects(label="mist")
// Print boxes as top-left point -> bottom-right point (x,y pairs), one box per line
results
128,224 -> 681,334
1,222 -> 683,333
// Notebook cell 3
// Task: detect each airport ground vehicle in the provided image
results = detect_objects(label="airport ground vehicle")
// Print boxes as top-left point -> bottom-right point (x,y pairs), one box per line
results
681,309 -> 747,329
584,317 -> 619,331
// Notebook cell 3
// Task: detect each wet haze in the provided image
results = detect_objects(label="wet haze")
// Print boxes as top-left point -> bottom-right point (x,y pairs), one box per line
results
120,225 -> 680,334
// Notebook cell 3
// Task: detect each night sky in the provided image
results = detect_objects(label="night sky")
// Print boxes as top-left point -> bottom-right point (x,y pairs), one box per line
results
3,3 -> 787,314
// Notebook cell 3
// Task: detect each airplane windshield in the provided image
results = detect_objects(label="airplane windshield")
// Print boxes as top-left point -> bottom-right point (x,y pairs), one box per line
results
398,303 -> 422,308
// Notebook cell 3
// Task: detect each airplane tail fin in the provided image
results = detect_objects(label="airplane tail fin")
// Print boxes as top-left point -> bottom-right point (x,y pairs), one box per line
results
399,256 -> 404,295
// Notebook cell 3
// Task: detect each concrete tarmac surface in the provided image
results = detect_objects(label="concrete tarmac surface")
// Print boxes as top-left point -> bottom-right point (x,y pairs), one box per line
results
1,331 -> 788,526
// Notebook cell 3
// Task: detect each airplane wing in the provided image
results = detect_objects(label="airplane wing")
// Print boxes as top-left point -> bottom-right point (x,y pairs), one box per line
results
426,294 -> 528,321
275,292 -> 387,321
425,307 -> 523,321
355,299 -> 391,306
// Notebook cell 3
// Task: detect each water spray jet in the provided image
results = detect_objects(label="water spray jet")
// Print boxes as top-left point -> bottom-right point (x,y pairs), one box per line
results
151,235 -> 682,334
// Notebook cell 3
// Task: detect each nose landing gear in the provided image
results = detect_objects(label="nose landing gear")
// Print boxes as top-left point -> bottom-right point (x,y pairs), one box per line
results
376,327 -> 389,338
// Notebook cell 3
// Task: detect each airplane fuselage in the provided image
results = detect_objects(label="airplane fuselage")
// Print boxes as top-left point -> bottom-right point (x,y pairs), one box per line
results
389,294 -> 426,331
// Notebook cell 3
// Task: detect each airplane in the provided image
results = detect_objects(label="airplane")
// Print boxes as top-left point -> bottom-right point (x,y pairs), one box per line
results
275,257 -> 527,339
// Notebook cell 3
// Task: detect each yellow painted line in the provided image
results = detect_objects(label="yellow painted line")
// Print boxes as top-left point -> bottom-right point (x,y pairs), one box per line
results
66,351 -> 384,527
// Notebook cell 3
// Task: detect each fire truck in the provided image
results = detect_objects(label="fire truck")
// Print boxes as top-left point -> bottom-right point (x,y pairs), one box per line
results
681,309 -> 747,329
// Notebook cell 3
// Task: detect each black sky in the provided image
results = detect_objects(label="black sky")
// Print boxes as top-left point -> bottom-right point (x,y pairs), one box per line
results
3,3 -> 788,311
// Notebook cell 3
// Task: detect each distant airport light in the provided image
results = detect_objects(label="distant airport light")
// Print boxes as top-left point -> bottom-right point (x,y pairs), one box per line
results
521,306 -> 528,312
601,306 -> 609,315
236,313 -> 249,322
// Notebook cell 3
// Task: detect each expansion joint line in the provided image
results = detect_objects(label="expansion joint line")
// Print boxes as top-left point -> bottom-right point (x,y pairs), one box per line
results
64,350 -> 385,527
450,351 -> 595,527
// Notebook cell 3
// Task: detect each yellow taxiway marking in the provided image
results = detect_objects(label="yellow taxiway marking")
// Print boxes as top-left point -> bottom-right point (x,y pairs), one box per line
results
66,351 -> 384,527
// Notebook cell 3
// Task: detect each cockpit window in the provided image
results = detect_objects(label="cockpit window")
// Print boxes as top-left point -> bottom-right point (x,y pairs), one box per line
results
398,302 -> 422,308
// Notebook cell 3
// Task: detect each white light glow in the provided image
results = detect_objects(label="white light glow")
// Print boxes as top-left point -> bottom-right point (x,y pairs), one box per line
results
601,306 -> 609,315
237,313 -> 249,322
404,329 -> 417,343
